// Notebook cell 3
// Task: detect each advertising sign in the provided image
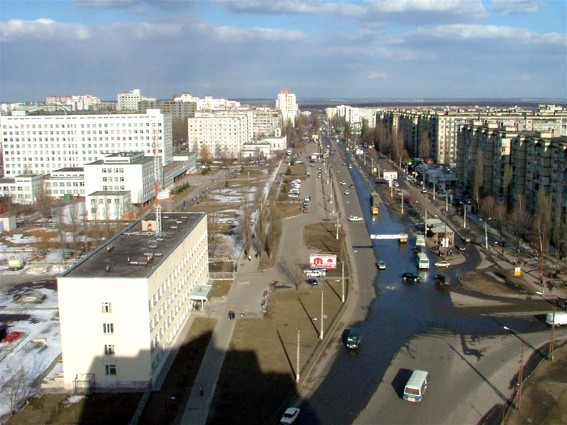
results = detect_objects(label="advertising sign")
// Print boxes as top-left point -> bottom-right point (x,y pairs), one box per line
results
310,254 -> 337,269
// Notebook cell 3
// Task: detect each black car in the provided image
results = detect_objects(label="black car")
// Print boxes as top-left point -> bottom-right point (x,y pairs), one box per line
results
402,272 -> 420,284
434,274 -> 449,286
306,278 -> 318,286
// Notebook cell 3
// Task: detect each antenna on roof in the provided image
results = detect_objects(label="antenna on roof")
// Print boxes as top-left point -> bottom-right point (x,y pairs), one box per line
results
153,130 -> 162,235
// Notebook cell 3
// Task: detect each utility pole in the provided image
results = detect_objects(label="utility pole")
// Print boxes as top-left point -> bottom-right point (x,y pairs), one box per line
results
320,285 -> 324,340
341,260 -> 345,303
401,188 -> 404,214
296,325 -> 301,382
549,304 -> 555,361
516,343 -> 524,410
463,205 -> 467,229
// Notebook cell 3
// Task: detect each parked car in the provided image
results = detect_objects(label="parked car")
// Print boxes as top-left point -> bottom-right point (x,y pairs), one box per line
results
435,260 -> 451,268
377,261 -> 386,270
280,407 -> 300,424
340,181 -> 347,185
348,215 -> 363,222
303,268 -> 326,277
434,274 -> 449,286
344,190 -> 350,195
306,278 -> 318,286
402,272 -> 420,284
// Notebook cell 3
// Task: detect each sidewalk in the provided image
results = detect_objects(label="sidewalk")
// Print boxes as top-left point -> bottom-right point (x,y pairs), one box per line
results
178,154 -> 333,424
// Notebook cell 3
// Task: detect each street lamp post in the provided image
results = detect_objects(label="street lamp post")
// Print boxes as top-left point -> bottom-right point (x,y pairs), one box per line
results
320,285 -> 324,340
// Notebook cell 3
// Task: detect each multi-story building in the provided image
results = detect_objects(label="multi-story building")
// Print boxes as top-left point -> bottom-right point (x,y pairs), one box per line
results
44,168 -> 85,199
276,89 -> 298,126
0,174 -> 44,205
457,122 -> 567,237
250,107 -> 283,138
1,109 -> 173,177
188,111 -> 253,159
381,105 -> 567,167
173,93 -> 240,111
138,99 -> 197,120
117,89 -> 156,112
58,211 -> 210,390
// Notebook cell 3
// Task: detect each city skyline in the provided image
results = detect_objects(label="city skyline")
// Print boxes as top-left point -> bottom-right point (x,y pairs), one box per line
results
1,0 -> 566,103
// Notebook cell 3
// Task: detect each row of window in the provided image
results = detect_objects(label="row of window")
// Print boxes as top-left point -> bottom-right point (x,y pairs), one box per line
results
2,121 -> 164,129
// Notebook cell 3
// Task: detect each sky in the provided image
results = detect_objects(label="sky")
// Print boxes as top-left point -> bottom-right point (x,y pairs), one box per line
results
0,0 -> 566,102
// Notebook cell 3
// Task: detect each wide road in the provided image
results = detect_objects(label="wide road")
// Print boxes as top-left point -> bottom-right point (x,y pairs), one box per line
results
300,140 -> 558,425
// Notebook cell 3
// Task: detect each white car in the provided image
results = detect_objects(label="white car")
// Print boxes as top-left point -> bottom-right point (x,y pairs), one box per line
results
344,190 -> 350,195
340,181 -> 347,185
435,260 -> 451,268
348,215 -> 363,222
280,407 -> 300,424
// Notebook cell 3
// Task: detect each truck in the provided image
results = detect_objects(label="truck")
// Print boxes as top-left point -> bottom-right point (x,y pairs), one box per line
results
371,192 -> 380,215
546,311 -> 567,326
8,258 -> 24,271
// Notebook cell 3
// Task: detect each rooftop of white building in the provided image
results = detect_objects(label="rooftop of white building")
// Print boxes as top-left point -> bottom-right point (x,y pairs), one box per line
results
62,211 -> 205,279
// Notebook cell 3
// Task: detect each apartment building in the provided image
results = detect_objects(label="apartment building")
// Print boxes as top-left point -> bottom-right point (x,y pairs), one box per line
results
381,105 -> 567,167
188,111 -> 253,159
117,89 -> 156,112
1,109 -> 173,177
58,211 -> 209,390
457,122 -> 567,234
276,89 -> 298,126
0,174 -> 44,205
44,168 -> 85,198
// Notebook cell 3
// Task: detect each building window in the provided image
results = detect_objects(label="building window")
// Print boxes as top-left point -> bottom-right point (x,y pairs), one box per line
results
104,344 -> 115,355
101,302 -> 112,313
103,323 -> 114,334
105,364 -> 117,375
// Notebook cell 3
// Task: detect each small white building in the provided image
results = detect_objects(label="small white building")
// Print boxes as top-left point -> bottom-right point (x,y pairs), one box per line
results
0,174 -> 44,205
44,168 -> 85,199
58,212 -> 209,390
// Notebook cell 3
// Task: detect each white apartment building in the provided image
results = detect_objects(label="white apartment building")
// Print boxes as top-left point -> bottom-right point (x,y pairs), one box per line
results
173,93 -> 240,111
45,95 -> 101,112
276,89 -> 298,126
1,109 -> 173,177
0,174 -> 44,205
188,111 -> 253,159
117,89 -> 156,112
84,152 -> 155,206
58,212 -> 209,390
86,191 -> 132,221
251,107 -> 283,138
44,168 -> 85,198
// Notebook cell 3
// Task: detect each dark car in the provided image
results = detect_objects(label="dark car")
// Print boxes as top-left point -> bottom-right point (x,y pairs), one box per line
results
434,274 -> 449,286
306,278 -> 318,286
402,272 -> 420,284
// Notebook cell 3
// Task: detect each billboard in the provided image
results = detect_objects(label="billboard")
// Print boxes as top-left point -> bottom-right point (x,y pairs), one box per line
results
310,254 -> 337,269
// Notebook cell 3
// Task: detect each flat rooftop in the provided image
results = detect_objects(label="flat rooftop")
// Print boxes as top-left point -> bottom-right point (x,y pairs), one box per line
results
62,211 -> 206,279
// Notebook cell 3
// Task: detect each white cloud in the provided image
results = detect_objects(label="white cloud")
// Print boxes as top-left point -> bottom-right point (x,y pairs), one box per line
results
212,25 -> 304,42
367,71 -> 387,80
0,19 -> 91,42
412,23 -> 566,45
488,0 -> 543,15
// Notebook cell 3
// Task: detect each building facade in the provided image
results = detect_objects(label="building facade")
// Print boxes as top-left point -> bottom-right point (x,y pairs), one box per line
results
188,111 -> 253,159
1,109 -> 173,177
58,212 -> 209,390
276,89 -> 298,126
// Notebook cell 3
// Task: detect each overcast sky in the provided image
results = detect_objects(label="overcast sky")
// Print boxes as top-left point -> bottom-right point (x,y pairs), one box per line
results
1,0 -> 565,103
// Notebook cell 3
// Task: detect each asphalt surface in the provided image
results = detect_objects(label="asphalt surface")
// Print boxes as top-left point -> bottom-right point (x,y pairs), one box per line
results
176,147 -> 567,424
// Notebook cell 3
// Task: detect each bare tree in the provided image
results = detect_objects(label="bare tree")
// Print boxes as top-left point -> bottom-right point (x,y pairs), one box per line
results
34,186 -> 54,218
418,132 -> 430,161
200,146 -> 213,165
278,259 -> 304,290
479,195 -> 496,219
0,365 -> 32,416
531,188 -> 552,254
265,199 -> 282,258
509,194 -> 530,247
473,149 -> 484,209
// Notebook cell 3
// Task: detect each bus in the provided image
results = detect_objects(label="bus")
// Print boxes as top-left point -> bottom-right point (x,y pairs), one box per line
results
417,252 -> 430,269
403,369 -> 429,402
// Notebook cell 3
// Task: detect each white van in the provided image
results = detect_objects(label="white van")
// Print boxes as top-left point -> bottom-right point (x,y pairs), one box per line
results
403,370 -> 429,402
546,311 -> 567,326
303,268 -> 326,277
